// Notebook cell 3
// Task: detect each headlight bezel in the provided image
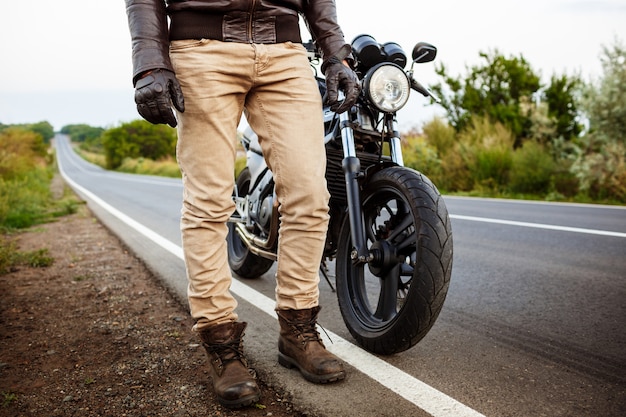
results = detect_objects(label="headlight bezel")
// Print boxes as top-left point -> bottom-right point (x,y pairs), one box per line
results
363,63 -> 411,113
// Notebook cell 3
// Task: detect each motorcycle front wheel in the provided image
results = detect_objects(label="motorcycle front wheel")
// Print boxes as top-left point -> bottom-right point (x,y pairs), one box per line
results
336,166 -> 453,355
227,167 -> 275,279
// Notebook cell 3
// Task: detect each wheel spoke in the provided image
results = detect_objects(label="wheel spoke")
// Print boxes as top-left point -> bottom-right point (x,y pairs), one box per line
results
386,211 -> 414,242
375,265 -> 400,320
400,262 -> 414,276
365,215 -> 378,243
352,262 -> 369,309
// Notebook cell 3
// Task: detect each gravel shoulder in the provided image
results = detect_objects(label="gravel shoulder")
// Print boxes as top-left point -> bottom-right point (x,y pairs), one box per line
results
0,193 -> 303,416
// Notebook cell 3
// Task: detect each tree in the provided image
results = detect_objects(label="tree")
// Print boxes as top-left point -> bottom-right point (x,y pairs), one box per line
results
542,74 -> 583,142
101,120 -> 177,169
572,38 -> 626,201
431,49 -> 541,146
61,124 -> 105,144
0,121 -> 54,143
28,122 -> 55,143
581,38 -> 626,147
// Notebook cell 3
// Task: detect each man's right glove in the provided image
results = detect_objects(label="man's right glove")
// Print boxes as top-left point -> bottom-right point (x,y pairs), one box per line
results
134,69 -> 185,128
322,47 -> 360,114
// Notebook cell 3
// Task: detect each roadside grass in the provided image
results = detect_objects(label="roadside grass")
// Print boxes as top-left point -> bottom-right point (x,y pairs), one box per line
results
76,146 -> 182,178
413,118 -> 624,206
0,165 -> 82,231
2,391 -> 17,408
76,144 -> 248,179
72,133 -> 623,206
0,128 -> 84,275
74,147 -> 106,168
0,237 -> 54,275
0,173 -> 75,275
118,156 -> 182,178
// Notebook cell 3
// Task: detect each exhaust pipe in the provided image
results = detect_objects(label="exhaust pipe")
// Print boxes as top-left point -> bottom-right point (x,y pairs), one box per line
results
234,223 -> 277,261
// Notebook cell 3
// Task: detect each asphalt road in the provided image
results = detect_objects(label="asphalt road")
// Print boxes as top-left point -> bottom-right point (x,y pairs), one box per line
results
55,134 -> 626,417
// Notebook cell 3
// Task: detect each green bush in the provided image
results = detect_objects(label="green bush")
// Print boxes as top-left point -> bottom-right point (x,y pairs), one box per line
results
0,128 -> 56,230
509,140 -> 556,194
1,122 -> 54,143
402,134 -> 441,177
415,118 -> 470,192
61,124 -> 105,143
473,146 -> 514,190
438,149 -> 474,192
550,160 -> 579,199
0,169 -> 51,229
457,116 -> 515,192
102,120 -> 177,169
62,124 -> 105,152
571,141 -> 626,202
421,117 -> 457,157
0,126 -> 79,231
0,128 -> 48,179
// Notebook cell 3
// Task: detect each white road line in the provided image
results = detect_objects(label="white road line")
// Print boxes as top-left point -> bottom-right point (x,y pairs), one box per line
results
232,281 -> 484,417
444,195 -> 626,210
58,158 -> 184,259
59,138 -> 181,188
57,148 -> 485,417
450,214 -> 626,238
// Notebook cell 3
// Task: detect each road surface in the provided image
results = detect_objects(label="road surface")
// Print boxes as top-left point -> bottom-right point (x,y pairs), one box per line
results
55,134 -> 626,417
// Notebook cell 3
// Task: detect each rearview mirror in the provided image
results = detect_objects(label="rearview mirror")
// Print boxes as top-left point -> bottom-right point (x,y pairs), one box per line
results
412,42 -> 437,63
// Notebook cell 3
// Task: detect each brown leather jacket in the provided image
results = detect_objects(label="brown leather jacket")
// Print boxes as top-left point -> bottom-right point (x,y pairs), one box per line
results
125,0 -> 349,84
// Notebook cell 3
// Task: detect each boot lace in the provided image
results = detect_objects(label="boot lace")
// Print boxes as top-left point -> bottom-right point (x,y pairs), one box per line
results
294,320 -> 322,343
205,337 -> 246,365
291,317 -> 334,344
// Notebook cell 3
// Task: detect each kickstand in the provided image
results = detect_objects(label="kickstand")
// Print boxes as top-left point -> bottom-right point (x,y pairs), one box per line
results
319,261 -> 335,292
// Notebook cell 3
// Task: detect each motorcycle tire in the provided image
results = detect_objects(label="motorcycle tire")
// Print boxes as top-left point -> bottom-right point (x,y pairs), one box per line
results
336,166 -> 453,355
227,167 -> 275,279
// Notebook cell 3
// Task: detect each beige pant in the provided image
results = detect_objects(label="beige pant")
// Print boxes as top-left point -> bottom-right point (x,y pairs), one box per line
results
170,40 -> 330,330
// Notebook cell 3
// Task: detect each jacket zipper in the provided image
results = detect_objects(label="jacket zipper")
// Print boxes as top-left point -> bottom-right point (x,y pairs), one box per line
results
247,0 -> 257,43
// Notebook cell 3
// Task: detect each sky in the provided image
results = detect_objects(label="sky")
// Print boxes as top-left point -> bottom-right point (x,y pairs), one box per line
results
1,0 -> 625,132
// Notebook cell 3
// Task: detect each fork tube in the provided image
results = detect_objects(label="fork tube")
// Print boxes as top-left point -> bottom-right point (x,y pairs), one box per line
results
339,110 -> 369,263
387,117 -> 404,166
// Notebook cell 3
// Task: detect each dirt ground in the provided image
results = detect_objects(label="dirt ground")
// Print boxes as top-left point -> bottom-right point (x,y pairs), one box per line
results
0,193 -> 304,416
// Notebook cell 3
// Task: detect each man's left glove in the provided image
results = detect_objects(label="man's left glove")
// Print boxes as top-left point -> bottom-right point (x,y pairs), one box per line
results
134,69 -> 185,128
322,47 -> 360,114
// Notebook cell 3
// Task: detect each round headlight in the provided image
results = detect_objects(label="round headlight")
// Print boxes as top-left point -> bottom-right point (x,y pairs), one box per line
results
364,64 -> 410,113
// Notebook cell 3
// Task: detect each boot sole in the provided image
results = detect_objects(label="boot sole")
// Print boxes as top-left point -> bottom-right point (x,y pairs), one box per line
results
218,392 -> 261,409
278,353 -> 346,384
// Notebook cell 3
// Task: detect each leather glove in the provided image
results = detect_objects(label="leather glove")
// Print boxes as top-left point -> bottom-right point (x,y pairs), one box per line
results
322,56 -> 360,114
134,69 -> 185,127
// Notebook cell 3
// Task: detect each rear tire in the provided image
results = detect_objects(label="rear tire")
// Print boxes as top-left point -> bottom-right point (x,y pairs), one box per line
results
227,168 -> 274,278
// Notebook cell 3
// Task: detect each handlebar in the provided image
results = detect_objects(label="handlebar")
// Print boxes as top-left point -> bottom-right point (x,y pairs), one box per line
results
410,77 -> 440,103
304,40 -> 322,61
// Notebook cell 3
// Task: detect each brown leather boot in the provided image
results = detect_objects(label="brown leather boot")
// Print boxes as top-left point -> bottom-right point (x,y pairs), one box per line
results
198,322 -> 260,408
276,306 -> 346,383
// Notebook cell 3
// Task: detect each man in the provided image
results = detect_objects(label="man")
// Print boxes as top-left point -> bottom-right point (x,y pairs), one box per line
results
125,0 -> 360,409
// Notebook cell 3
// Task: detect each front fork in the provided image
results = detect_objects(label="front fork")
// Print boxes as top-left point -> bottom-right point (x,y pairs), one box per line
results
339,109 -> 368,264
339,105 -> 404,264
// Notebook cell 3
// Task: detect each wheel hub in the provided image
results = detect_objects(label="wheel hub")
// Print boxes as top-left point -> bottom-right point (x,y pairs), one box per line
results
368,240 -> 397,277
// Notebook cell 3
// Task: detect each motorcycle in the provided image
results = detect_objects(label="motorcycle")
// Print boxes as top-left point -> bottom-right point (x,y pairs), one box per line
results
227,34 -> 453,355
